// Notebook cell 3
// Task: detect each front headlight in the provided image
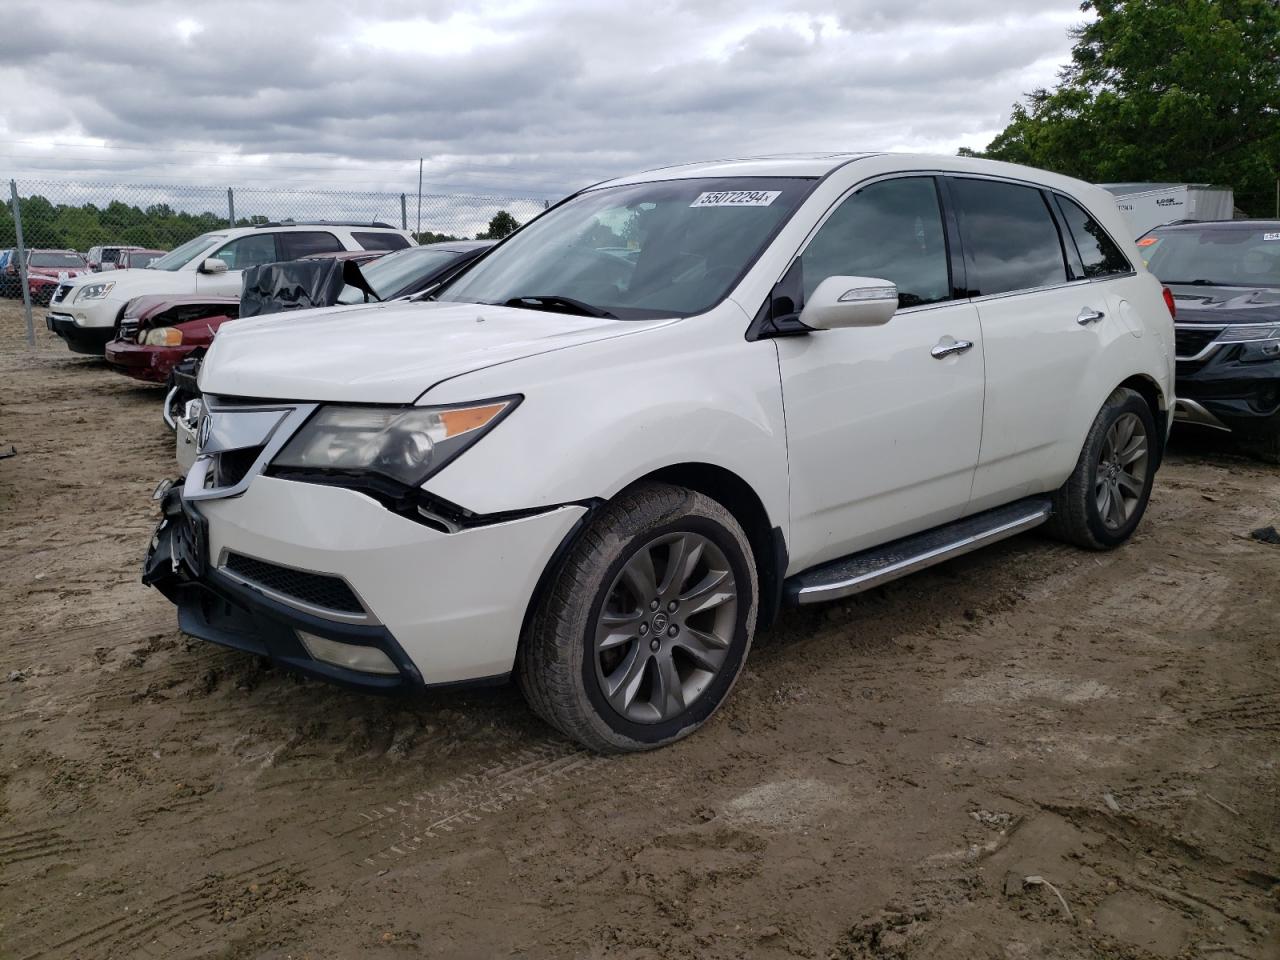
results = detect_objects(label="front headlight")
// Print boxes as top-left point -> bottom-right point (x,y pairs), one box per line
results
143,327 -> 183,346
272,398 -> 519,486
1219,324 -> 1280,363
74,281 -> 115,302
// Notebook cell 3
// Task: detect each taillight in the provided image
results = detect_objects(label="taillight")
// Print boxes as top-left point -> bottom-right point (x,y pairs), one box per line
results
1162,286 -> 1176,319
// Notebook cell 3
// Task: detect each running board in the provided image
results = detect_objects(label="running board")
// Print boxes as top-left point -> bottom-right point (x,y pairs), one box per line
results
786,497 -> 1053,605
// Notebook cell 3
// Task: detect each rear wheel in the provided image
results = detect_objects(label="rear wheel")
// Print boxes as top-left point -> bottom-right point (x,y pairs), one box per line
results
1046,388 -> 1157,550
518,482 -> 757,753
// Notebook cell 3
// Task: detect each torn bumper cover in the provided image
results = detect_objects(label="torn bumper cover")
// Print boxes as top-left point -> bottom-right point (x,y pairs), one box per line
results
142,474 -> 588,689
142,483 -> 422,691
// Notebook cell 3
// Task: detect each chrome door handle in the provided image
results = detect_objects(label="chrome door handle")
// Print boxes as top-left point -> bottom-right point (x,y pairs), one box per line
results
931,338 -> 974,359
1077,307 -> 1105,325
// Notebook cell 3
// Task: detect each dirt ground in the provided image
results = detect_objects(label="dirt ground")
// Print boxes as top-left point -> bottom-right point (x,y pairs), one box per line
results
1,298 -> 1278,960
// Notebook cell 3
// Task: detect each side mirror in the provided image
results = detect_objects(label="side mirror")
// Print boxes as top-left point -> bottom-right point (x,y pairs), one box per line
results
799,276 -> 898,330
199,258 -> 228,275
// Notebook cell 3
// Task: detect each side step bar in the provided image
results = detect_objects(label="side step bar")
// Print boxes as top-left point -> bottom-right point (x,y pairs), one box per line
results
786,497 -> 1053,605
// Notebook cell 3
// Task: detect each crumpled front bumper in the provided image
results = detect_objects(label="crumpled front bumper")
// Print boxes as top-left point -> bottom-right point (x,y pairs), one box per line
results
1175,348 -> 1280,438
142,475 -> 587,689
105,339 -> 194,384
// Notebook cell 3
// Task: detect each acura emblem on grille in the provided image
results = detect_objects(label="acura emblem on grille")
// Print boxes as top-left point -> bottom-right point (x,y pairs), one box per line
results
197,414 -> 212,451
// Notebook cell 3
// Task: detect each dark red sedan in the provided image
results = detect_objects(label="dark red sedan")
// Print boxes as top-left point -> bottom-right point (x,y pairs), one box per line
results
104,296 -> 238,383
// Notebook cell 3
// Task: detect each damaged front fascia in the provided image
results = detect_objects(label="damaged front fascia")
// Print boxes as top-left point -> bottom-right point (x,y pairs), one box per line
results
264,467 -> 601,534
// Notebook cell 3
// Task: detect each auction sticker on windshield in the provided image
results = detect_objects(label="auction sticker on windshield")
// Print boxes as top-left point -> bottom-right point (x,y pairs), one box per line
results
690,190 -> 781,208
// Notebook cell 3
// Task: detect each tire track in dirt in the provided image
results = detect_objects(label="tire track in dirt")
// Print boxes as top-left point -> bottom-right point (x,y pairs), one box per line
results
0,827 -> 87,870
21,860 -> 289,960
14,738 -> 613,959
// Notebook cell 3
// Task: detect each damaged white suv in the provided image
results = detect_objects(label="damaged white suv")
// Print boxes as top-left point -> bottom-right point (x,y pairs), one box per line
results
144,154 -> 1175,752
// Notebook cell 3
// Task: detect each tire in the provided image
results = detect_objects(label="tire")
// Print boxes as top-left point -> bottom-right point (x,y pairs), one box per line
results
1046,387 -> 1158,550
518,482 -> 758,753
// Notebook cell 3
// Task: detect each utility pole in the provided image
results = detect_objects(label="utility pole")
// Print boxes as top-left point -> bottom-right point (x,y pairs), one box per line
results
417,158 -> 423,238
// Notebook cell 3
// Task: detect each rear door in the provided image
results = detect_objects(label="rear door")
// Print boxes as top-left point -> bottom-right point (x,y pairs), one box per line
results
776,176 -> 985,569
946,176 -> 1108,509
278,231 -> 345,260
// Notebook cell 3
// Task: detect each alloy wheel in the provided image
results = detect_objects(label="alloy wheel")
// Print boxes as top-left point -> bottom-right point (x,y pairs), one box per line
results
1094,412 -> 1149,530
593,532 -> 739,724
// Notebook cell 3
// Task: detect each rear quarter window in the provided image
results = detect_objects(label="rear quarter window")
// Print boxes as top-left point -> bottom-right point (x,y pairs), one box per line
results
1056,196 -> 1131,278
353,231 -> 411,251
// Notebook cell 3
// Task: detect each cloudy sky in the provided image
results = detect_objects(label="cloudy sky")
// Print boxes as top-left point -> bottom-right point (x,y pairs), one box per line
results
1,0 -> 1086,202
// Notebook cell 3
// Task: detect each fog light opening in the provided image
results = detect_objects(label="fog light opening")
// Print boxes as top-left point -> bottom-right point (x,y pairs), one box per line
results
297,631 -> 399,676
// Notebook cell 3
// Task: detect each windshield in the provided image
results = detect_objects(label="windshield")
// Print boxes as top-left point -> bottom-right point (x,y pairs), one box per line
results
336,248 -> 461,304
436,177 -> 814,319
1142,227 -> 1280,287
149,233 -> 225,272
30,252 -> 86,268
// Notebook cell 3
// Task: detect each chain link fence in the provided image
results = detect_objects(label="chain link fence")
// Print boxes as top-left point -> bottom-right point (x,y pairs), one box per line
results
1,178 -> 553,344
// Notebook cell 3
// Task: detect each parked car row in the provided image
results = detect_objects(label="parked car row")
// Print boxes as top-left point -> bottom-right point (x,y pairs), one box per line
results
1,248 -> 91,304
45,220 -> 413,354
28,155 -> 1278,755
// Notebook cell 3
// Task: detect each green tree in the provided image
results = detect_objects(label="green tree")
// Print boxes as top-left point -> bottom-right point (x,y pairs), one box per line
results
970,0 -> 1280,215
476,210 -> 520,240
414,230 -> 462,244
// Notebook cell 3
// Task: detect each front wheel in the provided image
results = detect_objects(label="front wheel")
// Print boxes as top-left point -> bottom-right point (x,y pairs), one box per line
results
1046,387 -> 1158,550
518,482 -> 758,753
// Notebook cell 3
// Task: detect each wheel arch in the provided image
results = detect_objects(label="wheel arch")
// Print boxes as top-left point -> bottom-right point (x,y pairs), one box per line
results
1115,373 -> 1168,466
641,462 -> 787,629
516,462 -> 787,662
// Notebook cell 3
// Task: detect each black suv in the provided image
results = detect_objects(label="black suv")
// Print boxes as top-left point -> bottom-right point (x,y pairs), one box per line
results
1140,220 -> 1280,461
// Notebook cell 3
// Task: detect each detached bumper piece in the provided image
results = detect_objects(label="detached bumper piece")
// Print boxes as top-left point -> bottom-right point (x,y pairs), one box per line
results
142,483 -> 423,691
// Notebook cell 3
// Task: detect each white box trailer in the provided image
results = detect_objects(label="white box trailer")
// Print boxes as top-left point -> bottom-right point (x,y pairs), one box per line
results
1101,183 -> 1235,239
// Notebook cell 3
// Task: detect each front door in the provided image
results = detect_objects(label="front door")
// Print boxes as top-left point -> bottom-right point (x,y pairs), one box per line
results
776,176 -> 985,572
196,233 -> 280,295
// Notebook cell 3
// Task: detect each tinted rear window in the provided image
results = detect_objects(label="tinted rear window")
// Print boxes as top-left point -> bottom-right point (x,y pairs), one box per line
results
1057,196 -> 1130,278
950,178 -> 1068,296
279,231 -> 344,260
353,231 -> 411,251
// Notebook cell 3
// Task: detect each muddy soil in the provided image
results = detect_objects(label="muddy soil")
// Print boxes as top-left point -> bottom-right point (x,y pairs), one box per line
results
1,300 -> 1278,959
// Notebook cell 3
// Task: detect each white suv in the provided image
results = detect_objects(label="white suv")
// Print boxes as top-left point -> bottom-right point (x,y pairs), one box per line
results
47,221 -> 414,354
143,154 -> 1175,752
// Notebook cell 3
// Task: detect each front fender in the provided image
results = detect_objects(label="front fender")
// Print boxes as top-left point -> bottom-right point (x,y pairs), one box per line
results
419,308 -> 790,539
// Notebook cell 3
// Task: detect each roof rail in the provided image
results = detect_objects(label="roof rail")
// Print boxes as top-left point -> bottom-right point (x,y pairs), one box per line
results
251,220 -> 397,230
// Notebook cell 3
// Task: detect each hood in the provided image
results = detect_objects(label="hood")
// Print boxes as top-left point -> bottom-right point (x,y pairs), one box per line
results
64,268 -> 197,299
28,266 -> 87,281
199,300 -> 677,403
1168,283 -> 1280,325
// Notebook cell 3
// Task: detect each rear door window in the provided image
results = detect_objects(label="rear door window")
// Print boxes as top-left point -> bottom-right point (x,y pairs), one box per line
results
1056,196 -> 1131,277
278,231 -> 344,260
211,234 -> 279,271
798,176 -> 951,308
949,178 -> 1068,296
353,231 -> 411,251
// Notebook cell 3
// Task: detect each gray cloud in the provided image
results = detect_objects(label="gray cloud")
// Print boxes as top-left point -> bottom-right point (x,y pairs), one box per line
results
0,0 -> 1083,199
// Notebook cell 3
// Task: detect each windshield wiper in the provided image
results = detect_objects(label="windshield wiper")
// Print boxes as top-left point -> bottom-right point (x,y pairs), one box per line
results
502,295 -> 616,319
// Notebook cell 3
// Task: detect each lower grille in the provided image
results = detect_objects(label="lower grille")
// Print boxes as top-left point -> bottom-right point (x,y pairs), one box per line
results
223,552 -> 364,615
1174,326 -> 1222,359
